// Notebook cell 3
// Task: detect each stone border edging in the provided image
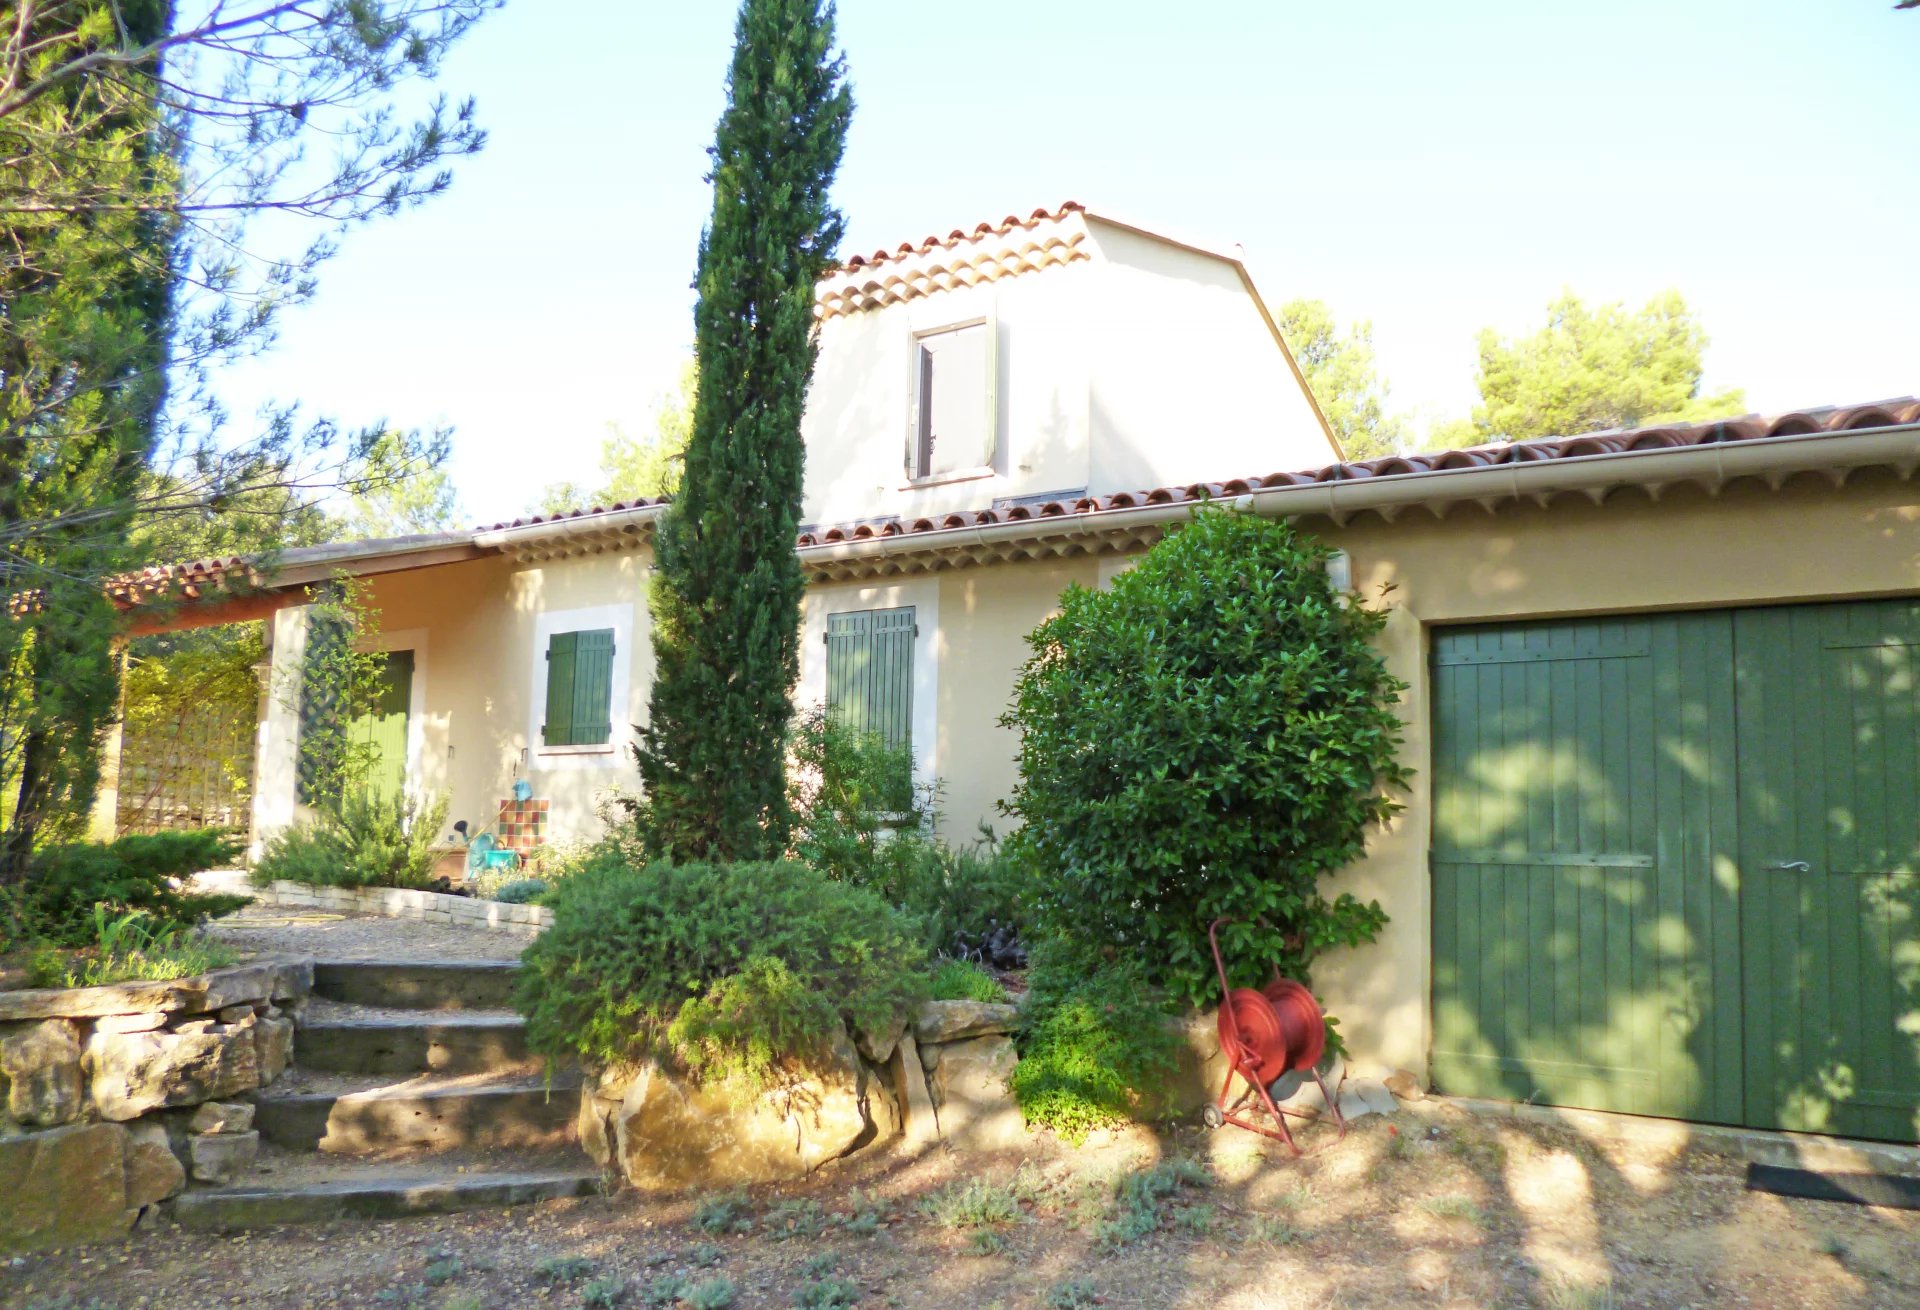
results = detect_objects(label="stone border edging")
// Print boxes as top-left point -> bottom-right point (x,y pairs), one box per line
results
194,870 -> 550,936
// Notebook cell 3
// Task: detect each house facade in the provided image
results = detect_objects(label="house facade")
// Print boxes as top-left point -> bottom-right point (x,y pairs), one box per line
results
113,201 -> 1920,1145
227,202 -> 1339,865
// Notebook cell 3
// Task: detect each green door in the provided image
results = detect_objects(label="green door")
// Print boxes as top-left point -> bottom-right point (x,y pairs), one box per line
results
350,649 -> 413,800
1734,602 -> 1920,1141
1432,602 -> 1920,1141
1430,614 -> 1744,1123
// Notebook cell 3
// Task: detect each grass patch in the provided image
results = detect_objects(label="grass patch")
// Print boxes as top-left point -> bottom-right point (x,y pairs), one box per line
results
686,1278 -> 737,1310
641,1275 -> 688,1307
1045,1280 -> 1098,1310
692,1192 -> 748,1234
1172,1203 -> 1215,1236
764,1198 -> 828,1241
580,1276 -> 627,1308
685,1243 -> 725,1269
1420,1194 -> 1491,1226
929,957 -> 1004,1002
837,1188 -> 887,1235
37,909 -> 238,989
537,1255 -> 599,1286
919,1172 -> 1036,1230
1092,1158 -> 1213,1250
1542,1279 -> 1619,1310
1249,1215 -> 1302,1246
966,1229 -> 1006,1256
792,1277 -> 860,1308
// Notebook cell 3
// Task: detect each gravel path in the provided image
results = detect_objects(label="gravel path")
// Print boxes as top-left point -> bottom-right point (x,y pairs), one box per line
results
204,905 -> 528,963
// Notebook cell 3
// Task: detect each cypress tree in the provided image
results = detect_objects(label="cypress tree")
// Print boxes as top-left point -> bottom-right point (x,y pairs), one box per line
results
636,0 -> 853,860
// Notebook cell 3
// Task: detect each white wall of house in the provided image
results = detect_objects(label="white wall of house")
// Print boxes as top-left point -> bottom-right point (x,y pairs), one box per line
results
800,211 -> 1338,530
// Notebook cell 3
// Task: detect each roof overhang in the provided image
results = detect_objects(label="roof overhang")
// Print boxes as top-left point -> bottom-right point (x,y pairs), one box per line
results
793,421 -> 1920,582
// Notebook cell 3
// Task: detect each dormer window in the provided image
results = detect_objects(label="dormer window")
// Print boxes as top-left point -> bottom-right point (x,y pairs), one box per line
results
908,320 -> 993,483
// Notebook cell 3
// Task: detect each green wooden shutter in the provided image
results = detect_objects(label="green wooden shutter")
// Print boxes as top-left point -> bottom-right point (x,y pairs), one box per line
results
542,631 -> 578,745
570,629 -> 616,745
825,607 -> 915,752
544,629 -> 615,746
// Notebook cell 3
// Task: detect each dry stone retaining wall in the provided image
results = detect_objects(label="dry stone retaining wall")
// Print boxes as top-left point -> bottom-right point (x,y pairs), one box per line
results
198,871 -> 552,935
0,958 -> 310,1252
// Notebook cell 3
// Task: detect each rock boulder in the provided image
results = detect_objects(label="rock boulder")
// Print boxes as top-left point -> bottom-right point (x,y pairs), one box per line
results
606,1025 -> 872,1192
85,1020 -> 259,1121
123,1119 -> 186,1208
189,1128 -> 259,1184
911,999 -> 1019,1045
927,1034 -> 1025,1151
0,1122 -> 133,1252
0,1018 -> 83,1126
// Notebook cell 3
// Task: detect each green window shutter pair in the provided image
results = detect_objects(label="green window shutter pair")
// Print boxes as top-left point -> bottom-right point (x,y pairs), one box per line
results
543,628 -> 615,746
824,607 -> 916,753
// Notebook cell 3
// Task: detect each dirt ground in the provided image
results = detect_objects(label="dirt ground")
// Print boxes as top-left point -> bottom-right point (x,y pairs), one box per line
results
6,1101 -> 1916,1310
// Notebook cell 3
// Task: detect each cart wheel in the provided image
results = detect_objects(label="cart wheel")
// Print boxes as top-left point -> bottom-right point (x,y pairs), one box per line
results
1201,1104 -> 1225,1130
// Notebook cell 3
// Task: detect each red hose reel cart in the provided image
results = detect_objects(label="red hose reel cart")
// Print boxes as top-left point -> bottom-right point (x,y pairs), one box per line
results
1201,916 -> 1346,1154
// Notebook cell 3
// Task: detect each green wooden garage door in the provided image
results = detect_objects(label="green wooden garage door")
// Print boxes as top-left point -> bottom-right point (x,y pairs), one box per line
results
1431,602 -> 1920,1141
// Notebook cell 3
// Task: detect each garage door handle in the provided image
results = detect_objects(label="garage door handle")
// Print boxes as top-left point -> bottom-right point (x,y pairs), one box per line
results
1766,860 -> 1812,873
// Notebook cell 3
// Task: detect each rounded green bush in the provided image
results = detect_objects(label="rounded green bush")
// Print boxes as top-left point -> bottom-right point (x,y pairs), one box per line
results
487,878 -> 548,905
1000,507 -> 1408,1012
515,853 -> 929,1088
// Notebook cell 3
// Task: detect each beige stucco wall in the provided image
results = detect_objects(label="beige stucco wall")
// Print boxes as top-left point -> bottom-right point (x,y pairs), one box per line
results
253,551 -> 658,855
254,466 -> 1920,1095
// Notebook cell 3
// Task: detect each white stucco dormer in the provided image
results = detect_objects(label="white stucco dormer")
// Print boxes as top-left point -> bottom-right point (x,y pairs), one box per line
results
800,201 -> 1341,530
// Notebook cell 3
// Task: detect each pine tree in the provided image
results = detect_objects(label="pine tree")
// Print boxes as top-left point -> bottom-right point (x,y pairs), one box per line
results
637,0 -> 853,861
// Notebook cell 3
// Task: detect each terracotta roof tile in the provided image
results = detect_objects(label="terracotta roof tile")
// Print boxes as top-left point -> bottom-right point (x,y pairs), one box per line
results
108,398 -> 1918,602
835,202 -> 1087,273
787,399 -> 1920,548
815,201 -> 1092,320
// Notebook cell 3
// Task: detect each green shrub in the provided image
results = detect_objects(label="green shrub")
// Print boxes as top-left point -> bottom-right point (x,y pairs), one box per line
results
787,708 -> 1027,952
580,1276 -> 627,1308
487,878 -> 549,904
793,1277 -> 859,1308
685,1278 -> 736,1310
5,829 -> 248,949
1000,508 -> 1407,1012
252,790 -> 449,890
929,958 -> 1003,1002
1007,940 -> 1180,1144
516,854 -> 929,1088
918,1169 -> 1039,1229
535,1255 -> 598,1286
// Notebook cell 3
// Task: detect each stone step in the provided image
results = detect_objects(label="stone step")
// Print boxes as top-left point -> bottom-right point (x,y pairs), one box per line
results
311,960 -> 521,1011
170,1163 -> 602,1230
295,1012 -> 532,1076
255,1072 -> 581,1154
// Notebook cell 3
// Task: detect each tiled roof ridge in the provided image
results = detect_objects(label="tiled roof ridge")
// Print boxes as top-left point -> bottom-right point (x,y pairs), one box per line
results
835,201 -> 1085,275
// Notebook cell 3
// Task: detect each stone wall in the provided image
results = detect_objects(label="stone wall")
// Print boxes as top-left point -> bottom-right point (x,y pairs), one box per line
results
585,999 -> 1038,1192
195,870 -> 552,936
0,958 -> 310,1252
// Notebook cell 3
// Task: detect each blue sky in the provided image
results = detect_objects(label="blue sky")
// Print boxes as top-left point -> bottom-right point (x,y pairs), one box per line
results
212,1 -> 1920,525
